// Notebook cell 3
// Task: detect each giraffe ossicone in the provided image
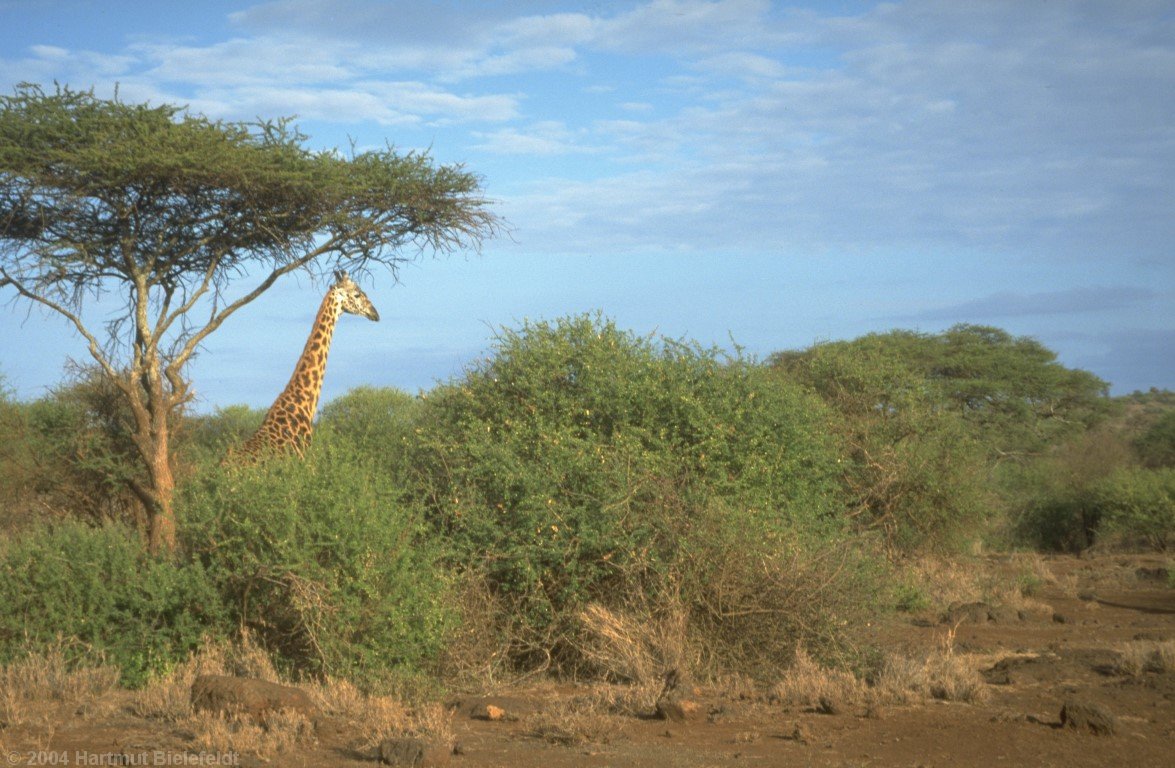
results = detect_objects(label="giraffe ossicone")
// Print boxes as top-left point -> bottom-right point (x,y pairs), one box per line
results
230,270 -> 379,462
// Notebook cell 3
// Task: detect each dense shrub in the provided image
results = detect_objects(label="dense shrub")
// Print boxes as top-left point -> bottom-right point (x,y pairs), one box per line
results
409,314 -> 872,675
0,371 -> 143,528
1007,428 -> 1134,551
1095,468 -> 1175,551
179,432 -> 452,684
774,335 -> 992,552
318,386 -> 421,484
177,404 -> 265,467
1135,410 -> 1175,468
0,520 -> 225,686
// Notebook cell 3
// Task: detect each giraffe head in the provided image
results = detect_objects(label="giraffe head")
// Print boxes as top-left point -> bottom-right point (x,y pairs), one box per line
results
331,270 -> 380,321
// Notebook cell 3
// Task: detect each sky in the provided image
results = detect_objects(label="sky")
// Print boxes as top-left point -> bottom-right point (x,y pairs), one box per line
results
0,0 -> 1172,410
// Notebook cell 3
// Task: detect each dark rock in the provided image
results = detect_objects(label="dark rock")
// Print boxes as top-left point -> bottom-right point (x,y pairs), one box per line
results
945,601 -> 992,625
1060,700 -> 1116,736
190,674 -> 319,724
1135,566 -> 1169,582
379,738 -> 451,767
981,662 -> 1013,685
988,605 -> 1021,624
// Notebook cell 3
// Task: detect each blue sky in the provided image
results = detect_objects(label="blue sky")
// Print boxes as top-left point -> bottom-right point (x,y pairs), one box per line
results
0,0 -> 1172,410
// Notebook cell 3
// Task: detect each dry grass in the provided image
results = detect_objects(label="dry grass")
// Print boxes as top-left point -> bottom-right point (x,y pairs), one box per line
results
769,646 -> 866,710
130,634 -> 315,761
184,707 -> 316,760
576,601 -> 690,685
524,697 -> 623,746
436,572 -> 514,685
129,635 -> 455,759
0,644 -> 120,728
307,676 -> 453,752
904,557 -> 986,610
876,626 -> 989,705
1114,640 -> 1175,676
771,631 -> 989,712
408,702 -> 456,751
131,633 -> 279,721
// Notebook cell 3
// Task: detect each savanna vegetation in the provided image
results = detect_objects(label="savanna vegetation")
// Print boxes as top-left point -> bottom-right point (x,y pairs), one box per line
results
1,314 -> 1171,697
1,87 -> 1172,751
0,83 -> 497,554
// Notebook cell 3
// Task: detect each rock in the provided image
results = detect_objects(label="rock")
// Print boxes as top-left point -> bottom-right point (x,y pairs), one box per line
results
1060,700 -> 1116,736
190,675 -> 320,724
379,737 -> 452,767
987,605 -> 1021,624
1052,612 -> 1070,624
981,662 -> 1013,685
1135,566 -> 1169,582
945,601 -> 992,625
815,696 -> 840,715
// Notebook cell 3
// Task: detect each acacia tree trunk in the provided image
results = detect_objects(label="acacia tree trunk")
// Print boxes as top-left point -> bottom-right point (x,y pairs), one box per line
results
144,424 -> 177,554
126,320 -> 182,556
124,401 -> 177,555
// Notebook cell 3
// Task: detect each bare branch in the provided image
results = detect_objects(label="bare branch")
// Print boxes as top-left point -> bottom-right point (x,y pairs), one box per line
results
0,265 -> 126,395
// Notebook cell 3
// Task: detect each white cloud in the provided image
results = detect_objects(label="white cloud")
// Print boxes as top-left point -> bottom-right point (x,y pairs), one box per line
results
595,0 -> 776,55
134,37 -> 355,87
472,121 -> 598,155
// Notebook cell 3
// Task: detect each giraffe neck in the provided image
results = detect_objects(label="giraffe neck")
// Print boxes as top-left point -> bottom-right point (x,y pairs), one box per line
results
277,288 -> 341,420
233,289 -> 342,457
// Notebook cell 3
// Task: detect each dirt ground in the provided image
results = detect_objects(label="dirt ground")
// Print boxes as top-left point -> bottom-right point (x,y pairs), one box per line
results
2,553 -> 1173,768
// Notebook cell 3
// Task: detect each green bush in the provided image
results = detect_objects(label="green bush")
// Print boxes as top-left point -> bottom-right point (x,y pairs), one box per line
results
177,404 -> 265,467
0,371 -> 142,527
1006,428 -> 1134,552
318,386 -> 421,484
0,520 -> 225,686
775,335 -> 992,552
1135,411 -> 1175,468
1095,467 -> 1175,551
179,432 -> 452,683
409,314 -> 869,674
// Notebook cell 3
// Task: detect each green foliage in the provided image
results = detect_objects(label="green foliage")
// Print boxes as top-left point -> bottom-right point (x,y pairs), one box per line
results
892,580 -> 933,614
1095,468 -> 1175,551
179,432 -> 452,683
1135,410 -> 1175,468
178,405 -> 265,467
0,369 -> 143,527
925,325 -> 1110,454
775,333 -> 992,552
318,386 -> 421,483
1006,428 -> 1136,551
0,83 -> 497,283
773,324 -> 1114,552
409,313 -> 863,672
0,520 -> 225,686
1,82 -> 499,554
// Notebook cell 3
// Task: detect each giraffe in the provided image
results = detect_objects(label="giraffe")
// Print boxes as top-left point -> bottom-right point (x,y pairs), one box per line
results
232,270 -> 379,461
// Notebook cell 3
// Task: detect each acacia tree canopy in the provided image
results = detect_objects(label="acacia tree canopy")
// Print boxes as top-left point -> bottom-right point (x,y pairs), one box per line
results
0,83 -> 500,553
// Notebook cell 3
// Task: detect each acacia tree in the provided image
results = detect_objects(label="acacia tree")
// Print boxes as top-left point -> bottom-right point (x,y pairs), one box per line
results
0,83 -> 499,554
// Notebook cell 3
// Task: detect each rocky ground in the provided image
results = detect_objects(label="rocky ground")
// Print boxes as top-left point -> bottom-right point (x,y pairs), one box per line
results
2,553 -> 1172,767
